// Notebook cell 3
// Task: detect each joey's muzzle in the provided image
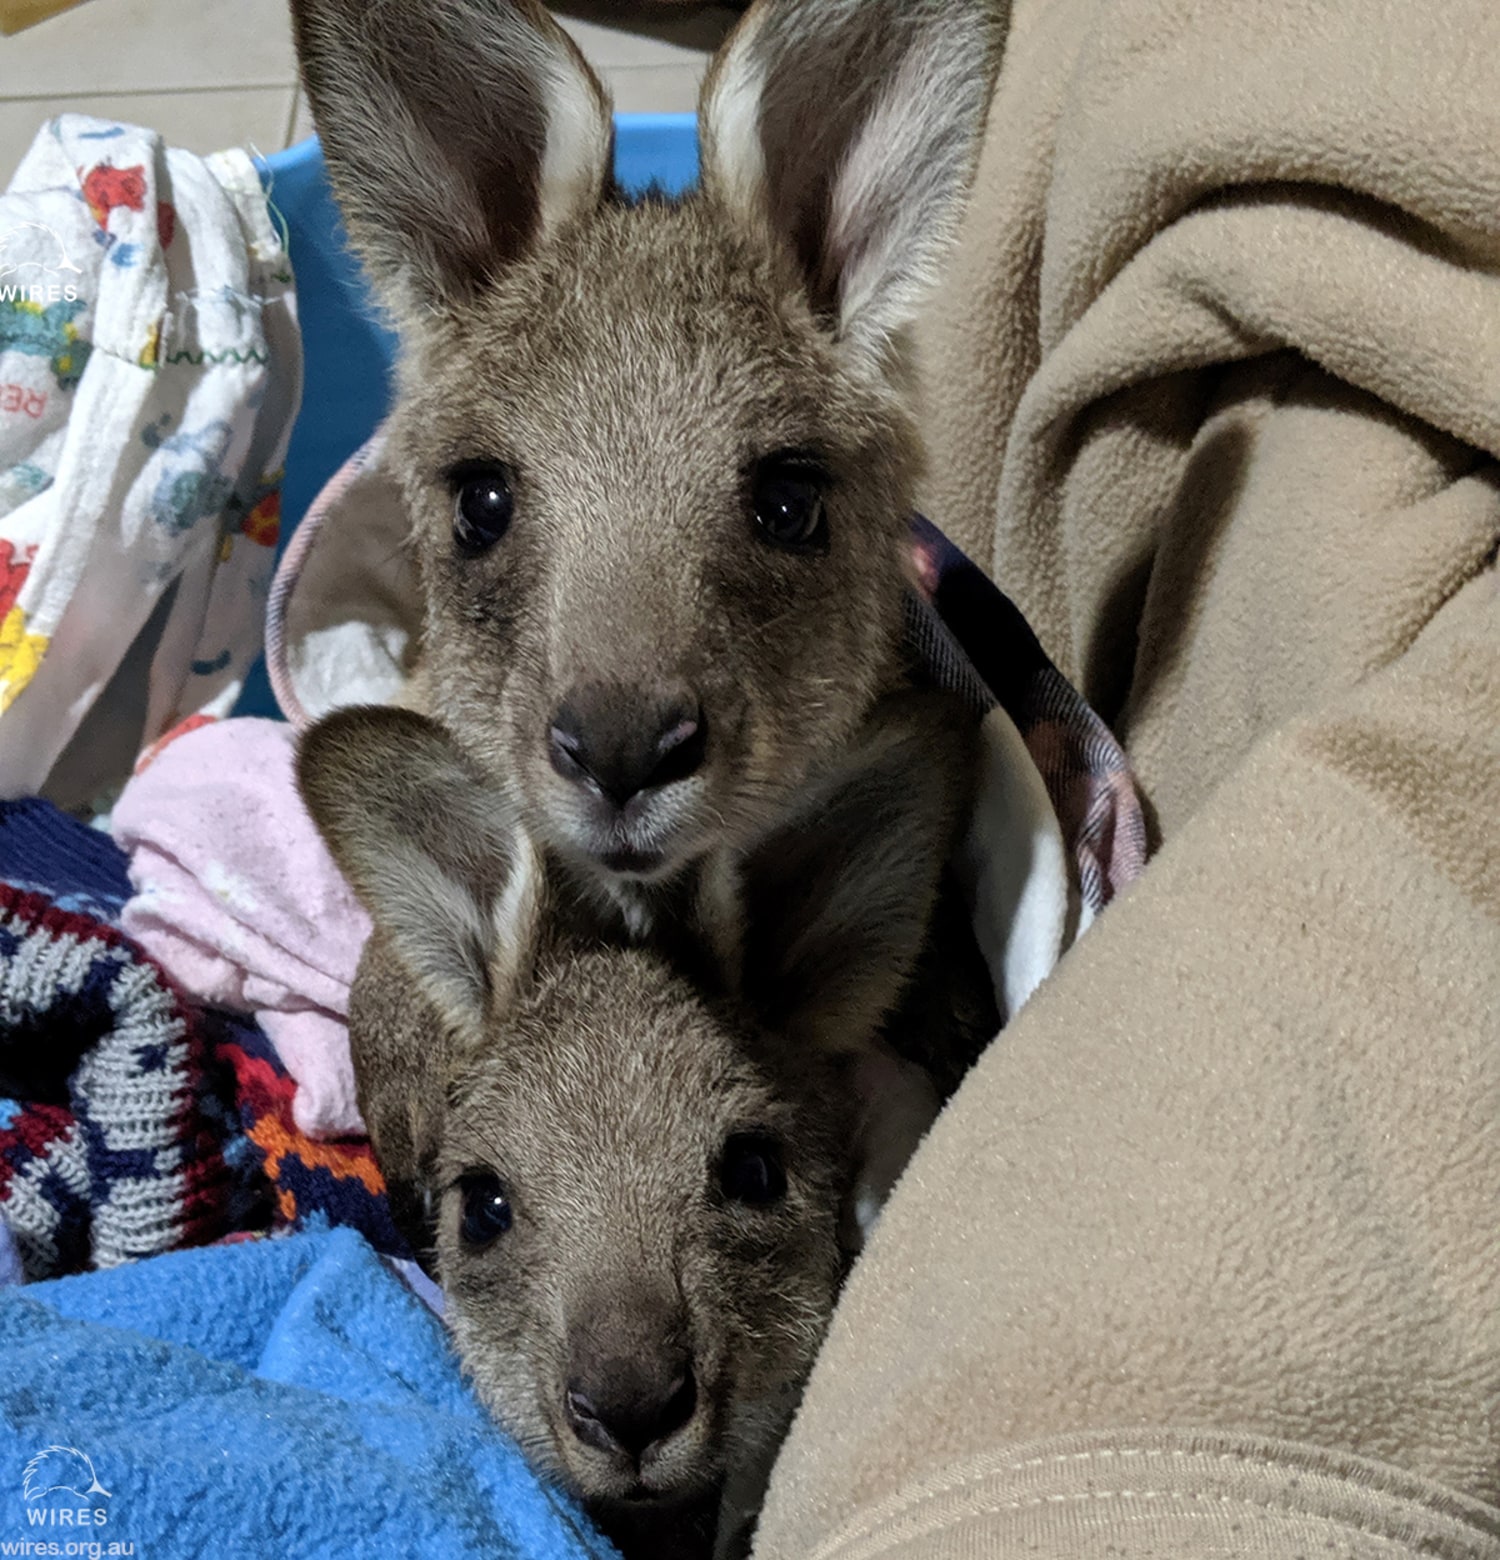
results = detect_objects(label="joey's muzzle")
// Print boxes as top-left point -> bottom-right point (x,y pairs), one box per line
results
548,679 -> 707,812
565,1354 -> 698,1465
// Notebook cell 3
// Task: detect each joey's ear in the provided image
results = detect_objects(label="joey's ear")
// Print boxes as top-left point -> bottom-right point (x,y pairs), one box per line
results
297,706 -> 543,1039
740,692 -> 980,1054
699,0 -> 1000,371
290,0 -> 613,319
345,935 -> 447,1267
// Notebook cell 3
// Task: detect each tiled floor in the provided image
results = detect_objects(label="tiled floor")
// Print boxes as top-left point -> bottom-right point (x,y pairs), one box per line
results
0,0 -> 737,180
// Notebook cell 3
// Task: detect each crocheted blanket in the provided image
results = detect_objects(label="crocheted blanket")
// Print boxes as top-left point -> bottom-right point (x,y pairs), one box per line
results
0,800 -> 401,1280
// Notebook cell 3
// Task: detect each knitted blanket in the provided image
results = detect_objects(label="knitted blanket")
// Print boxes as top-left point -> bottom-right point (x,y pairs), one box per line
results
215,1014 -> 406,1256
0,800 -> 401,1280
0,801 -> 234,1277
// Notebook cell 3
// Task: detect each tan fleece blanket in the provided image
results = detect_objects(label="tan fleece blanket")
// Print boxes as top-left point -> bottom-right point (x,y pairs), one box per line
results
755,0 -> 1500,1556
918,0 -> 1500,835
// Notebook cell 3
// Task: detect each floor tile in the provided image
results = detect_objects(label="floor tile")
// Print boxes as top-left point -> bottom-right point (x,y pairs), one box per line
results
602,62 -> 704,114
0,86 -> 297,179
0,0 -> 297,96
554,3 -> 739,68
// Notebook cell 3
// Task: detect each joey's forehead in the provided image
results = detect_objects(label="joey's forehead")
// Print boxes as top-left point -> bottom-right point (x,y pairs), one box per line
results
406,216 -> 860,466
487,202 -> 796,357
441,1036 -> 787,1177
439,1078 -> 759,1202
437,947 -> 800,1176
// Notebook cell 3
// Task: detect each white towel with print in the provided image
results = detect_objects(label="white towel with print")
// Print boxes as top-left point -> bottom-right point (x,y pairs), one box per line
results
0,114 -> 300,809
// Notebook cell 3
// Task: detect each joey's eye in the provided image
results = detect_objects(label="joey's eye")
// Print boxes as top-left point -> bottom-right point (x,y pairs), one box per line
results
449,463 -> 514,555
458,1170 -> 513,1246
750,455 -> 828,552
718,1132 -> 787,1207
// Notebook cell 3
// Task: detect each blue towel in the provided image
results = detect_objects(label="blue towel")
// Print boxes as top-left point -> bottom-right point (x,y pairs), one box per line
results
0,1226 -> 617,1559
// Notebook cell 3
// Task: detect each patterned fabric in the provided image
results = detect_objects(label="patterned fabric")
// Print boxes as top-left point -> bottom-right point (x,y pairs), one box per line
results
0,1098 -> 84,1279
0,798 -> 133,1277
0,800 -> 402,1280
214,1012 -> 404,1258
0,882 -> 234,1277
908,516 -> 1149,913
0,114 -> 300,811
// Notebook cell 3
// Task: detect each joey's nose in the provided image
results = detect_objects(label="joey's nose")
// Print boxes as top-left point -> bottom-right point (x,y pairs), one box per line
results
564,1359 -> 697,1462
548,683 -> 706,807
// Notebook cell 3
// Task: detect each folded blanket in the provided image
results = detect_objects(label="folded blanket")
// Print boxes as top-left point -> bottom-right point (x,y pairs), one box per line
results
0,1226 -> 616,1558
0,115 -> 300,812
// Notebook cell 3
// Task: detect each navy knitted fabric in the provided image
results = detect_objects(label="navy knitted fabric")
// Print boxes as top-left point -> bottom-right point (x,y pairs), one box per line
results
0,802 -> 239,1278
0,798 -> 133,919
0,799 -> 397,1280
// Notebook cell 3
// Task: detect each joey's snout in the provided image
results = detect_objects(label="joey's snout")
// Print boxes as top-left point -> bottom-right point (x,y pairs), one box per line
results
547,680 -> 709,871
548,681 -> 707,804
565,1353 -> 698,1464
559,1305 -> 709,1497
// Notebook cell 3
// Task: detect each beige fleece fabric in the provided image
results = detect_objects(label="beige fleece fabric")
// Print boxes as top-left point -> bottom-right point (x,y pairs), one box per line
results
755,567 -> 1500,1557
756,0 -> 1500,1556
919,0 -> 1500,836
757,1430 -> 1500,1560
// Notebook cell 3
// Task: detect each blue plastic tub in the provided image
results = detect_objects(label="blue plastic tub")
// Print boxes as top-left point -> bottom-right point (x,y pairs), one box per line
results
237,114 -> 699,718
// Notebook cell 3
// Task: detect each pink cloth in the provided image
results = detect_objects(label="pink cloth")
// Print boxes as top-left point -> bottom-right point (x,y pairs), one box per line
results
111,717 -> 370,1138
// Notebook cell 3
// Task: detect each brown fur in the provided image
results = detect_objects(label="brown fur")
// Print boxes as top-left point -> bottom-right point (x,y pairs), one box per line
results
289,3 -> 1002,1549
298,699 -> 984,1559
290,0 -> 1001,919
395,206 -> 915,899
344,930 -> 846,1560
